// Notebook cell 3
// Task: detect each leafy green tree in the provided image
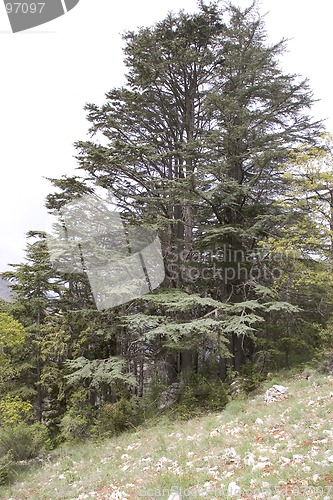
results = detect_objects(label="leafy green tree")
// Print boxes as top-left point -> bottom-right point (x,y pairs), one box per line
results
0,313 -> 26,402
0,312 -> 25,358
254,134 -> 333,366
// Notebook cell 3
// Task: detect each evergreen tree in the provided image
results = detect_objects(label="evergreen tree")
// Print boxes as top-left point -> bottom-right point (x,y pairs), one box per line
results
46,1 -> 323,381
1,232 -> 65,421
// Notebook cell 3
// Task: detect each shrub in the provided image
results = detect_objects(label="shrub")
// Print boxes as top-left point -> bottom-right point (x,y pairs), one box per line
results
60,412 -> 93,441
317,350 -> 333,374
0,451 -> 13,486
94,398 -> 135,437
59,389 -> 96,441
137,377 -> 168,421
205,380 -> 229,412
239,361 -> 264,394
177,385 -> 198,420
0,395 -> 33,425
0,422 -> 51,461
176,374 -> 229,419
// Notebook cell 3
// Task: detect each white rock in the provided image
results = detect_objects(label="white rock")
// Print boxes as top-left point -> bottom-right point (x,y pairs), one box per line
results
255,418 -> 264,425
252,462 -> 269,471
264,385 -> 288,403
273,384 -> 287,393
223,447 -> 240,462
327,455 -> 333,463
168,494 -> 181,500
204,481 -> 214,490
227,482 -> 241,496
244,453 -> 255,466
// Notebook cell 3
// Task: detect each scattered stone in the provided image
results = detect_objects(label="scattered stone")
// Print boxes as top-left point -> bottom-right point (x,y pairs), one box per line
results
227,482 -> 241,496
255,418 -> 264,425
252,461 -> 270,471
223,447 -> 240,463
243,453 -> 255,466
264,385 -> 288,403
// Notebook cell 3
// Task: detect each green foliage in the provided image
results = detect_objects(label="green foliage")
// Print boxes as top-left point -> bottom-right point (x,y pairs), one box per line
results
316,348 -> 333,375
176,374 -> 229,419
239,361 -> 265,394
64,356 -> 136,390
0,451 -> 13,486
94,398 -> 136,437
177,385 -> 198,420
0,422 -> 51,461
137,376 -> 167,420
205,380 -> 229,412
0,395 -> 33,425
59,389 -> 96,441
0,313 -> 25,358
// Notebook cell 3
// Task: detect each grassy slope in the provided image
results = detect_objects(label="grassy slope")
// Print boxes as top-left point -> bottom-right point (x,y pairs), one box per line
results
1,369 -> 333,500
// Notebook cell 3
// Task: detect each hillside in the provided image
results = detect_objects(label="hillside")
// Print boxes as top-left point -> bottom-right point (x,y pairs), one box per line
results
1,367 -> 333,500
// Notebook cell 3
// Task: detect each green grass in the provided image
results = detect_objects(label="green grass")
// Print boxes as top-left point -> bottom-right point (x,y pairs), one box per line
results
1,367 -> 333,499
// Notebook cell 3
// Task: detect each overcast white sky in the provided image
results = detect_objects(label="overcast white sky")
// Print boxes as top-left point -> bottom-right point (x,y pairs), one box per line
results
1,0 -> 332,271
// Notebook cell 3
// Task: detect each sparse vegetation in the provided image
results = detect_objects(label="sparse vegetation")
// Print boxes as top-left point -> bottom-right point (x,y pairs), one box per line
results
0,365 -> 332,499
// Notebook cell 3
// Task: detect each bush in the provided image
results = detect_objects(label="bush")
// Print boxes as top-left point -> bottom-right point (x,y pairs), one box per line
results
205,380 -> 229,412
177,385 -> 198,420
0,395 -> 33,426
239,361 -> 264,394
59,389 -> 96,441
317,350 -> 333,374
0,422 -> 51,461
176,374 -> 229,419
137,377 -> 168,421
94,398 -> 136,437
60,412 -> 93,441
0,451 -> 13,485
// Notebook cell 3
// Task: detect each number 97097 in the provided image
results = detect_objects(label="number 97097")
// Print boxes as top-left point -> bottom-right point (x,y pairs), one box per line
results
5,3 -> 45,14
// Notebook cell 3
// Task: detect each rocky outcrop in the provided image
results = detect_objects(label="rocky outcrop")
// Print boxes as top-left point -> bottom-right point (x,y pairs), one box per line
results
264,384 -> 288,403
158,383 -> 181,411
